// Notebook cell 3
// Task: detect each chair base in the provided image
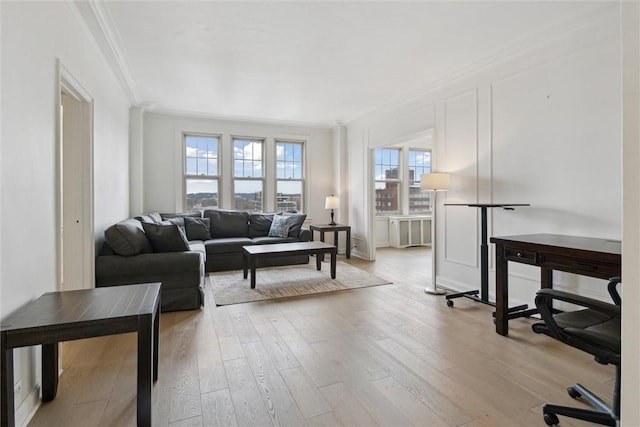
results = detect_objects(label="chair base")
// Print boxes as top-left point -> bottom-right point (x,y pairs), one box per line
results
542,383 -> 618,427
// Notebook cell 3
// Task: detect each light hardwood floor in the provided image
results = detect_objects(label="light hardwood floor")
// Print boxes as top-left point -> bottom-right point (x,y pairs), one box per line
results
28,247 -> 614,426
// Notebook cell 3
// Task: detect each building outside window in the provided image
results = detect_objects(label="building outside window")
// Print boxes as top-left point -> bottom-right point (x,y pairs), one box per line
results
276,141 -> 304,212
184,134 -> 219,212
233,138 -> 264,211
374,148 -> 401,214
408,149 -> 432,212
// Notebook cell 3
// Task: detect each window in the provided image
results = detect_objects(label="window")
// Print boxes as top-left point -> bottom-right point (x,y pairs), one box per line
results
374,148 -> 401,214
276,141 -> 304,212
408,149 -> 431,213
233,138 -> 264,211
184,134 -> 219,212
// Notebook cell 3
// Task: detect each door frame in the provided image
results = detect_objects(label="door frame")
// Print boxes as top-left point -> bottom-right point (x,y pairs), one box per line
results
56,60 -> 95,291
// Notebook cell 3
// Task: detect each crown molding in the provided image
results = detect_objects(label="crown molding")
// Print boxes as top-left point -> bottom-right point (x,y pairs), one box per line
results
146,108 -> 335,131
69,0 -> 141,105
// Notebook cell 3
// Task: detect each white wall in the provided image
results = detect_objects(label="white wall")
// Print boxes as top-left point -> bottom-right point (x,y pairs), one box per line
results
141,113 -> 334,223
1,2 -> 131,423
348,8 -> 621,304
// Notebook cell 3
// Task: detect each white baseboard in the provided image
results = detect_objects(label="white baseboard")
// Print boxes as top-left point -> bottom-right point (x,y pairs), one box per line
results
16,384 -> 40,427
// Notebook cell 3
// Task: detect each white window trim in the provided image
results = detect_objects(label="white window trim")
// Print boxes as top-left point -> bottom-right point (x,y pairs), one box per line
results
274,139 -> 306,213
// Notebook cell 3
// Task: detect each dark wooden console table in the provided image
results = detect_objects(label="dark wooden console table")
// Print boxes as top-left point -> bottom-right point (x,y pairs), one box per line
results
1,283 -> 161,427
490,234 -> 621,336
310,224 -> 351,259
444,204 -> 529,307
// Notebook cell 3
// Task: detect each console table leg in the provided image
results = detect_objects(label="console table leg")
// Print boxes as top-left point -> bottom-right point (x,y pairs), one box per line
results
1,342 -> 14,427
137,314 -> 153,427
495,244 -> 509,336
41,343 -> 58,401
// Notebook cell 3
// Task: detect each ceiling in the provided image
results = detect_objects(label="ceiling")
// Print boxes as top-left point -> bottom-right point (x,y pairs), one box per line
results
80,1 -> 613,127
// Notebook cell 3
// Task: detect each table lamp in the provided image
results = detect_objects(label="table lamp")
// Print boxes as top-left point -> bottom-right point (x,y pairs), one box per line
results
325,195 -> 339,225
421,173 -> 450,295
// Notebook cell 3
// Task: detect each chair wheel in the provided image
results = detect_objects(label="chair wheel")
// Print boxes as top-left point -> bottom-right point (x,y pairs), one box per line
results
567,386 -> 582,399
543,412 -> 559,426
446,300 -> 454,307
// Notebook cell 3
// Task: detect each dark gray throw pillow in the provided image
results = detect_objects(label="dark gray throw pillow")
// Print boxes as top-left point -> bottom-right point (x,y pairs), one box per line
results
282,213 -> 307,237
104,218 -> 152,256
142,222 -> 190,253
184,217 -> 211,241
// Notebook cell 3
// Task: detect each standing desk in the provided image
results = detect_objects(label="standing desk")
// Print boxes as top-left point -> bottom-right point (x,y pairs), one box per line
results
443,203 -> 529,307
490,234 -> 621,336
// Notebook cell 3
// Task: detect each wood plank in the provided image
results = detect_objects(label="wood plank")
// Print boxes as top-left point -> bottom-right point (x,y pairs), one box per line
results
224,357 -> 273,427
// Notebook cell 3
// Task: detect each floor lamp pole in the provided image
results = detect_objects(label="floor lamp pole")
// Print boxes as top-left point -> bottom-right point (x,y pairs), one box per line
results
425,190 -> 446,295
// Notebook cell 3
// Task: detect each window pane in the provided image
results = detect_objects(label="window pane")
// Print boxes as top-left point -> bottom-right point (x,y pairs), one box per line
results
375,181 -> 399,214
186,179 -> 218,212
185,135 -> 218,176
276,142 -> 303,180
234,139 -> 263,177
277,180 -> 302,212
409,184 -> 432,213
234,180 -> 263,211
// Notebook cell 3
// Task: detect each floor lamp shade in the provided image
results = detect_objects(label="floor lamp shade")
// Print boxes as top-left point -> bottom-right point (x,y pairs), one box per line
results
421,173 -> 450,295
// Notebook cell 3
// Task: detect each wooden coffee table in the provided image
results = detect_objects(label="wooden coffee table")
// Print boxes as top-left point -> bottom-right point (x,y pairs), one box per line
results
1,283 -> 161,427
242,241 -> 337,288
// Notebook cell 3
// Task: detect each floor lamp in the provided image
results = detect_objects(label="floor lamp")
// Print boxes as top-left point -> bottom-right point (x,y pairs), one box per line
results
421,173 -> 450,295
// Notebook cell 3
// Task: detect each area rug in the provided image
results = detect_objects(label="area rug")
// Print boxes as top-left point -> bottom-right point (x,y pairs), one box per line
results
209,261 -> 392,306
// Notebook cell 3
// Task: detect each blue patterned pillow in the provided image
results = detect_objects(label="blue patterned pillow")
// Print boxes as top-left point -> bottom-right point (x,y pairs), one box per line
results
268,214 -> 291,238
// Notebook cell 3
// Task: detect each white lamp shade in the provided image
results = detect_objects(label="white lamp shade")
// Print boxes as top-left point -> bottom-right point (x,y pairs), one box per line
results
420,173 -> 451,191
325,195 -> 339,209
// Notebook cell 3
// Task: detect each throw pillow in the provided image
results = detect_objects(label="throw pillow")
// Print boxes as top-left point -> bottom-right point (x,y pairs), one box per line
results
184,217 -> 211,241
142,222 -> 190,253
268,214 -> 291,238
282,213 -> 307,237
104,219 -> 153,256
148,212 -> 163,224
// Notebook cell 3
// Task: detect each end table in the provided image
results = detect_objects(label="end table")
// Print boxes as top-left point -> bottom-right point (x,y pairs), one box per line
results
310,224 -> 351,259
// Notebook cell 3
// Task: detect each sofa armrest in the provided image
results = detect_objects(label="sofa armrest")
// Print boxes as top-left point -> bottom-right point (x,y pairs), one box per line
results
299,228 -> 311,242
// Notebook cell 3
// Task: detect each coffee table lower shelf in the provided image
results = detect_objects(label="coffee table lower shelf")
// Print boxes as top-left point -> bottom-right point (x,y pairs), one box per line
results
242,241 -> 337,288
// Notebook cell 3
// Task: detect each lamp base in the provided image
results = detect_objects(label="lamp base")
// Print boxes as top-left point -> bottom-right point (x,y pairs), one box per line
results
424,287 -> 447,295
329,210 -> 336,225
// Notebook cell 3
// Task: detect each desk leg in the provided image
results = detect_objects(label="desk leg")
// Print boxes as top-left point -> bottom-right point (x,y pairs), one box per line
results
1,339 -> 14,427
346,228 -> 351,259
41,343 -> 59,401
330,249 -> 337,279
494,244 -> 509,336
479,207 -> 489,302
541,267 -> 553,289
138,313 -> 153,427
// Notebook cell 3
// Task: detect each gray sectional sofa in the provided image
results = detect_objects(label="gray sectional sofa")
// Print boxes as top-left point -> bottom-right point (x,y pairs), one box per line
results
95,209 -> 310,311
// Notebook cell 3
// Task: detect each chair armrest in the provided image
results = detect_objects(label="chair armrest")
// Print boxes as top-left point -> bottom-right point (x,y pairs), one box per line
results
608,276 -> 621,305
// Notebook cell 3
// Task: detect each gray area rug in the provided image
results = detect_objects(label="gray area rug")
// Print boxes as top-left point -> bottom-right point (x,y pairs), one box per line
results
209,261 -> 392,306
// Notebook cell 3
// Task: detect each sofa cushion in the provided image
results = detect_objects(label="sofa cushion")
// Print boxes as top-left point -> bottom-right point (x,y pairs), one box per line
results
204,237 -> 253,254
248,213 -> 274,237
135,214 -> 156,224
163,217 -> 185,233
142,222 -> 190,253
204,209 -> 249,238
268,214 -> 291,238
160,212 -> 202,220
281,213 -> 307,237
104,218 -> 152,256
184,217 -> 211,240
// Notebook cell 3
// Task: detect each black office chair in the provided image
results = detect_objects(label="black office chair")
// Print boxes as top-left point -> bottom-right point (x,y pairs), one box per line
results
532,277 -> 621,426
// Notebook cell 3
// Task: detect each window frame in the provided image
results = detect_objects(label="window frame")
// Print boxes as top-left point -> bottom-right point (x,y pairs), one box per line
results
408,148 -> 432,213
183,132 -> 221,212
232,136 -> 265,212
274,139 -> 306,213
374,147 -> 402,216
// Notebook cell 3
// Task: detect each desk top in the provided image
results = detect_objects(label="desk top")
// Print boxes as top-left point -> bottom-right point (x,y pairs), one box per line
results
490,233 -> 621,256
445,203 -> 530,208
1,283 -> 161,333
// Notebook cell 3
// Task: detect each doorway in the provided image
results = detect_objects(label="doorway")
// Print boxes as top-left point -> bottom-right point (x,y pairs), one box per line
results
57,62 -> 94,291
